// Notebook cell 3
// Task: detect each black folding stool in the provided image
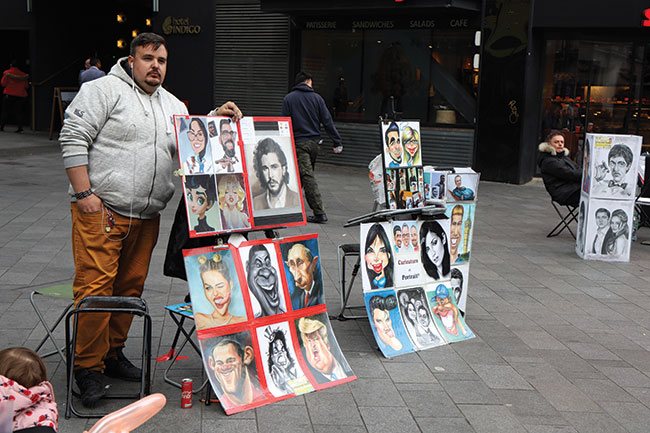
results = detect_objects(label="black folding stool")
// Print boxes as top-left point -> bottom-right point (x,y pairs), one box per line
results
547,201 -> 577,239
65,296 -> 152,419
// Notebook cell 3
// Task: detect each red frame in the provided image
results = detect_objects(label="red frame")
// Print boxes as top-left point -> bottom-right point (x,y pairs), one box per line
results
182,234 -> 356,415
174,115 -> 307,239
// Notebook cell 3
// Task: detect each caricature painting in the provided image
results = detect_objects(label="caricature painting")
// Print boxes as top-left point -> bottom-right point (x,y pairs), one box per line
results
364,289 -> 416,357
200,331 -> 267,414
255,322 -> 313,397
184,248 -> 247,331
426,283 -> 474,343
216,173 -> 251,231
279,237 -> 323,311
360,222 -> 395,291
445,203 -> 474,264
418,218 -> 452,284
177,116 -> 214,175
184,174 -> 222,235
210,117 -> 243,174
396,287 -> 446,349
446,169 -> 479,202
238,242 -> 288,318
575,195 -> 589,258
449,263 -> 470,315
294,312 -> 354,385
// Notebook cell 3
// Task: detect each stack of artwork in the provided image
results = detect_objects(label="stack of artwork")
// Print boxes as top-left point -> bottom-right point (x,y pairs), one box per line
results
360,216 -> 476,358
382,120 -> 424,209
576,134 -> 641,262
183,234 -> 356,414
174,116 -> 306,237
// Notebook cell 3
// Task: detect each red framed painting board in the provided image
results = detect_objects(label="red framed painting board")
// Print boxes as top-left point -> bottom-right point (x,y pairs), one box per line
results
182,234 -> 356,415
174,115 -> 306,239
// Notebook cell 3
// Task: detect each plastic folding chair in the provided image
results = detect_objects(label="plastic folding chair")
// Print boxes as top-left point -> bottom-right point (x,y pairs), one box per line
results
30,283 -> 74,363
547,201 -> 577,239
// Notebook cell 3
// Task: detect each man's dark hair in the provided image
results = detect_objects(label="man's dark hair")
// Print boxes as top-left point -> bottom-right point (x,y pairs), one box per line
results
385,122 -> 399,148
595,208 -> 611,219
368,294 -> 398,313
608,144 -> 633,167
393,225 -> 401,236
90,57 -> 101,67
450,268 -> 463,285
294,71 -> 312,86
213,338 -> 245,360
220,118 -> 231,131
545,130 -> 564,143
130,32 -> 166,56
253,138 -> 289,188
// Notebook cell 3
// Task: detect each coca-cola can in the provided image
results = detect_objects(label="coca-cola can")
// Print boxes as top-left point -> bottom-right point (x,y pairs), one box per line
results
181,378 -> 193,408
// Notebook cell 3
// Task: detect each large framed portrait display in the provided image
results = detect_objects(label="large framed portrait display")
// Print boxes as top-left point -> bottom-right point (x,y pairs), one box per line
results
174,115 -> 306,238
576,195 -> 634,262
360,218 -> 475,358
183,233 -> 355,414
381,120 -> 425,209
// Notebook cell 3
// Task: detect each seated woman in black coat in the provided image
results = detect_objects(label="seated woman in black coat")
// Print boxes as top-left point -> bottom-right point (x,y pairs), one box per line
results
538,130 -> 582,206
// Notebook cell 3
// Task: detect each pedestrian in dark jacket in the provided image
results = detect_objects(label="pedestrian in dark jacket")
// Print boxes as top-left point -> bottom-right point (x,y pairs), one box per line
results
538,130 -> 581,206
282,71 -> 343,224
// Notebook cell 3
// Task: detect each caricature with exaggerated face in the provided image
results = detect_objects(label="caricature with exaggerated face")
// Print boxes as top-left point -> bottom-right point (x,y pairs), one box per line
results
384,122 -> 402,168
430,284 -> 468,338
297,315 -> 352,384
449,205 -> 463,263
215,119 -> 240,173
368,295 -> 402,351
284,243 -> 322,310
184,117 -> 212,175
185,175 -> 217,233
207,334 -> 263,407
246,244 -> 285,317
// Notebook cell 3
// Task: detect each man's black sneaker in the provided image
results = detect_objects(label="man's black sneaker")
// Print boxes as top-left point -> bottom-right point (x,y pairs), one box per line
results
307,214 -> 328,224
104,349 -> 142,382
75,368 -> 106,408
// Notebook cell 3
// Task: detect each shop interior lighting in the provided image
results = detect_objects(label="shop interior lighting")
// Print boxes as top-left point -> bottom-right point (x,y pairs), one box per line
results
377,40 -> 382,44
474,31 -> 481,46
117,39 -> 126,49
473,53 -> 480,69
132,30 -> 139,37
145,18 -> 152,26
117,14 -> 126,23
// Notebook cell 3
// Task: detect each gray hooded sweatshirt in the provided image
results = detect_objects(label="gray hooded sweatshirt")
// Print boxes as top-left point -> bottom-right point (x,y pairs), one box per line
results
60,57 -> 188,219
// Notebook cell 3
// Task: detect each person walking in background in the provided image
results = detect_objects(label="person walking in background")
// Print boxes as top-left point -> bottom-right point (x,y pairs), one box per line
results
0,60 -> 29,133
282,71 -> 343,224
79,57 -> 105,85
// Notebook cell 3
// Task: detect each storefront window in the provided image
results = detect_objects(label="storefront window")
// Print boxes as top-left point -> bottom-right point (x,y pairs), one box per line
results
541,39 -> 647,151
299,19 -> 478,126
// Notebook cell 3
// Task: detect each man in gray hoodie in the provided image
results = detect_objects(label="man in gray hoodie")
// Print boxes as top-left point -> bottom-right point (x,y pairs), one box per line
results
60,32 -> 242,407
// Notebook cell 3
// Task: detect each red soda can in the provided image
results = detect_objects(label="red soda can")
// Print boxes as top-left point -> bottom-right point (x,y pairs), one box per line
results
181,378 -> 193,408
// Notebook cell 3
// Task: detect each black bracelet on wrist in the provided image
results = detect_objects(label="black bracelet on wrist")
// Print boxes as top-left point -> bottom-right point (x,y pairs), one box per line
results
74,189 -> 93,200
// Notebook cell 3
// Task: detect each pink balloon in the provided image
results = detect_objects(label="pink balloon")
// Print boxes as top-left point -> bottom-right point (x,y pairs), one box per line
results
85,393 -> 167,433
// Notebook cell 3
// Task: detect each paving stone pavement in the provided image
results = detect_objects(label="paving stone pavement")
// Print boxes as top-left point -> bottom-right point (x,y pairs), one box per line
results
2,130 -> 650,432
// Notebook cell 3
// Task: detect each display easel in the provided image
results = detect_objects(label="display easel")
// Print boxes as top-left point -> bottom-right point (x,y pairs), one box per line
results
49,86 -> 78,140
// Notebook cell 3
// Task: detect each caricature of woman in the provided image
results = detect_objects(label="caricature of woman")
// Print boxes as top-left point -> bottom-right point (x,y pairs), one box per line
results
604,209 -> 629,256
218,175 -> 250,230
184,117 -> 213,174
368,295 -> 403,351
419,220 -> 450,280
194,254 -> 246,329
364,223 -> 394,289
401,125 -> 420,166
185,175 -> 216,233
